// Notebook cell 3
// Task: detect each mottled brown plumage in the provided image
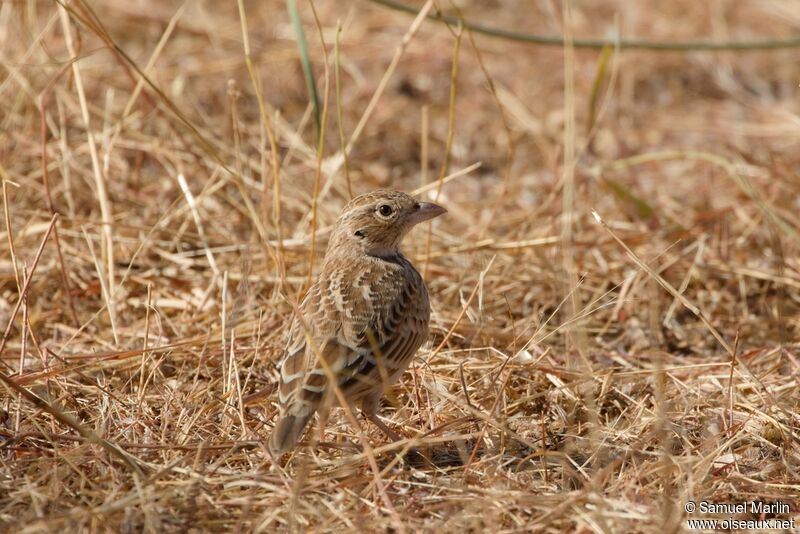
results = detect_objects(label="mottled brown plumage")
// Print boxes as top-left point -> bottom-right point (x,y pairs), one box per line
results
268,190 -> 446,456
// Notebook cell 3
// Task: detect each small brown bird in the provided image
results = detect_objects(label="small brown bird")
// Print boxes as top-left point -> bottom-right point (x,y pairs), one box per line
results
268,190 -> 446,456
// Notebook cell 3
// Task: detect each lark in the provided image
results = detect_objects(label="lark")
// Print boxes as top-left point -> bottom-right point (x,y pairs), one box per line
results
268,190 -> 446,456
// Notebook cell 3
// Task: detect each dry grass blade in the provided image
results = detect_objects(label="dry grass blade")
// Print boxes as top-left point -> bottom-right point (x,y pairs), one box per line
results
601,150 -> 799,242
322,0 -> 434,177
592,210 -> 732,354
0,370 -> 146,477
287,0 -> 321,142
333,21 -> 352,199
369,0 -> 800,50
0,215 -> 146,475
1,215 -> 58,356
586,44 -> 613,135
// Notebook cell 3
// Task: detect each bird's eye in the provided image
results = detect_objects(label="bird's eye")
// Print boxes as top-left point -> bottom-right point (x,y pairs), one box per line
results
377,204 -> 394,217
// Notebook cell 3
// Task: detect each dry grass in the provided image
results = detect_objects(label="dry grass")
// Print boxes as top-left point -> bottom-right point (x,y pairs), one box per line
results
2,0 -> 800,532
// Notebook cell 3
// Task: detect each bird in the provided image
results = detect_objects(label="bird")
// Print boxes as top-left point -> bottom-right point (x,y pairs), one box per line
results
268,190 -> 446,456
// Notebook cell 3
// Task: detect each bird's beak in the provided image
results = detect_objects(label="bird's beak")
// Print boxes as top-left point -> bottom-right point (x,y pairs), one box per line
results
409,201 -> 447,225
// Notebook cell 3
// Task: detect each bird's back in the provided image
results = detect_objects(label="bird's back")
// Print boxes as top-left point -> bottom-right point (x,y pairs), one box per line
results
269,252 -> 430,455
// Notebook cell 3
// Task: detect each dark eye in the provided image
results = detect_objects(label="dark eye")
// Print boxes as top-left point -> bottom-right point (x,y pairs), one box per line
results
378,204 -> 394,217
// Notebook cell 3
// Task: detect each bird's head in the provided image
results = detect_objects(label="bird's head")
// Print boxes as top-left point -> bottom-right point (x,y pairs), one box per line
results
327,190 -> 446,259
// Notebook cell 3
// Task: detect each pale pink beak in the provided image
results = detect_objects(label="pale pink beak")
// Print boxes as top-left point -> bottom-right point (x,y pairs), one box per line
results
408,201 -> 447,225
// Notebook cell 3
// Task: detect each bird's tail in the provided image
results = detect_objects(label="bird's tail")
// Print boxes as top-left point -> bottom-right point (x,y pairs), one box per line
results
268,409 -> 314,456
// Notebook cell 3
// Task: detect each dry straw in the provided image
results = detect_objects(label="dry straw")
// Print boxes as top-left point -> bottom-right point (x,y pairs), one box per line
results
1,0 -> 799,532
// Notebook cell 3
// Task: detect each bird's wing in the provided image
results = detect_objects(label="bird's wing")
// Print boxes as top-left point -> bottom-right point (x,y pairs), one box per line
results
270,283 -> 339,455
270,259 -> 429,455
277,259 -> 429,412
335,267 -> 430,401
276,282 -> 330,410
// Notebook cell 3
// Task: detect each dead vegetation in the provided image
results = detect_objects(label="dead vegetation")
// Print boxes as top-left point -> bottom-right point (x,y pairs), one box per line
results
1,0 -> 799,532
